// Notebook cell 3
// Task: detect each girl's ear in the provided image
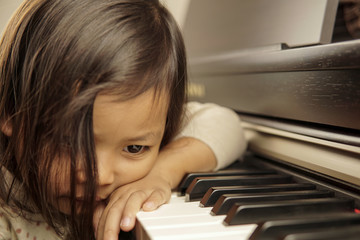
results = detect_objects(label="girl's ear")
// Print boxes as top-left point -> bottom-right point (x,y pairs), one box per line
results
1,119 -> 12,136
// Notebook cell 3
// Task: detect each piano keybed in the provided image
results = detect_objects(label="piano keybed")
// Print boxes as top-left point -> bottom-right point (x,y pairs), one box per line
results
135,153 -> 360,240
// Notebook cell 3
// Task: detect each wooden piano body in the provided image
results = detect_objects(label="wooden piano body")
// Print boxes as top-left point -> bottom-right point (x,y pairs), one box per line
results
135,0 -> 360,239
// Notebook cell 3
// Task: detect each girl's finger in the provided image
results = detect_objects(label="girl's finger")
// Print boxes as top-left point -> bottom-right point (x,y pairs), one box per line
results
93,202 -> 106,237
142,189 -> 170,211
96,195 -> 126,240
118,190 -> 149,232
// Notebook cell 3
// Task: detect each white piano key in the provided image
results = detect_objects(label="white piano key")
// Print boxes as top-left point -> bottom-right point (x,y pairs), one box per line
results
138,216 -> 256,240
136,193 -> 257,240
137,196 -> 208,220
140,214 -> 225,229
138,202 -> 208,219
169,193 -> 187,204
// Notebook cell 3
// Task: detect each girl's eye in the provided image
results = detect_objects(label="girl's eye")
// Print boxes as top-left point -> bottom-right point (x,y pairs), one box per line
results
123,145 -> 147,154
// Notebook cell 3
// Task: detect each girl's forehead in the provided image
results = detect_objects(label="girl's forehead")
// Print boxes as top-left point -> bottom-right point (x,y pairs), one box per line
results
93,87 -> 169,119
92,88 -> 169,139
94,87 -> 170,110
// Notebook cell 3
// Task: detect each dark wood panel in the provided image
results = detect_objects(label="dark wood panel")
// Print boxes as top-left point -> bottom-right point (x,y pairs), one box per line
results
189,39 -> 360,75
188,40 -> 360,131
189,69 -> 360,131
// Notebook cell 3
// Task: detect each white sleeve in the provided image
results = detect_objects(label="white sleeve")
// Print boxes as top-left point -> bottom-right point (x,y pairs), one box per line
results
175,101 -> 247,170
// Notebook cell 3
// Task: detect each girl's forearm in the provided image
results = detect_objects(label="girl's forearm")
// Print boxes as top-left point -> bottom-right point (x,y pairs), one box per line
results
155,137 -> 217,189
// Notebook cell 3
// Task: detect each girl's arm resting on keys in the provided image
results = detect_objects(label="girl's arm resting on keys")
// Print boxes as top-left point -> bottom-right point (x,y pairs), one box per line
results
93,102 -> 247,240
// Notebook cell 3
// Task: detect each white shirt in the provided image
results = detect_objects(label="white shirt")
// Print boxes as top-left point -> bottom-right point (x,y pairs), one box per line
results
178,102 -> 247,170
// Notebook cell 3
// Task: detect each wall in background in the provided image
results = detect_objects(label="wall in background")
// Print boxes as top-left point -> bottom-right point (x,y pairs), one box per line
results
0,0 -> 189,38
160,0 -> 190,29
0,0 -> 24,36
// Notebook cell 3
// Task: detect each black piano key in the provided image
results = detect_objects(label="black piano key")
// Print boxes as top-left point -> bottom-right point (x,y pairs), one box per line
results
200,183 -> 316,207
177,169 -> 276,195
211,190 -> 334,215
224,198 -> 354,225
249,213 -> 360,240
186,174 -> 293,201
282,225 -> 360,240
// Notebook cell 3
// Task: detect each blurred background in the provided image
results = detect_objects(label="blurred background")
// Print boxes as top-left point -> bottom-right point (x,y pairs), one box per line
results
0,0 -> 188,36
0,0 -> 23,35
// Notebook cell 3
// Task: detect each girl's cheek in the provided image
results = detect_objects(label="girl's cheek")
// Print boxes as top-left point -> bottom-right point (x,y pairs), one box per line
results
118,153 -> 159,185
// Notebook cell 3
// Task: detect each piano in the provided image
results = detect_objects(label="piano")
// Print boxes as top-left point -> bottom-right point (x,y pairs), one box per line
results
134,0 -> 360,239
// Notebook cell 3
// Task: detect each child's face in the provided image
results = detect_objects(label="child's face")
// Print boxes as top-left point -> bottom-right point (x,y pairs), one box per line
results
54,88 -> 168,213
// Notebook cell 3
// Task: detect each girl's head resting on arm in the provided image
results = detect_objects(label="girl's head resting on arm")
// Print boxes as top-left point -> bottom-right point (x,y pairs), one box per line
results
0,0 -> 187,238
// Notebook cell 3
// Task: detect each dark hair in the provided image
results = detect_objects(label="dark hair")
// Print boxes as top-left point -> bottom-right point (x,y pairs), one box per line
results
0,0 -> 187,239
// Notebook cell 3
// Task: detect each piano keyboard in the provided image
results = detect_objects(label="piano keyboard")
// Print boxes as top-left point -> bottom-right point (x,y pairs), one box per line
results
135,153 -> 360,240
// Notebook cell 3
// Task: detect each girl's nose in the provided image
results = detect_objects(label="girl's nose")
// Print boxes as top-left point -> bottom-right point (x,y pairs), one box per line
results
97,161 -> 115,186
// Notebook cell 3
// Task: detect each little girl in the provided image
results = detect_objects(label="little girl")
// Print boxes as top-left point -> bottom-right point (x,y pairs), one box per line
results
0,0 -> 246,239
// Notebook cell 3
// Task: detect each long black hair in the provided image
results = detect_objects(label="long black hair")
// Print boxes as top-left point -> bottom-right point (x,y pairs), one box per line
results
0,0 -> 187,239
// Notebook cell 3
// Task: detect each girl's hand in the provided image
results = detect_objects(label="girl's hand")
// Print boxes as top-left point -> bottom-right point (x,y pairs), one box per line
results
93,167 -> 172,240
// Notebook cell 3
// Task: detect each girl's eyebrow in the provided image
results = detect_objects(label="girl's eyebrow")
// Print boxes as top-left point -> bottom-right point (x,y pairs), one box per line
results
124,130 -> 163,142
